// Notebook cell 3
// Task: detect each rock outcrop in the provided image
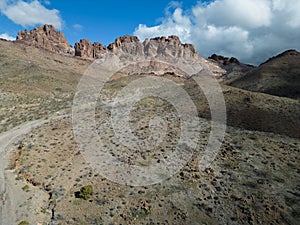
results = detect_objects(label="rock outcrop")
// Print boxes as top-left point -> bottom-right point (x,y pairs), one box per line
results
208,54 -> 255,82
74,35 -> 200,61
73,35 -> 209,77
16,24 -> 74,54
15,25 -> 225,77
209,54 -> 240,65
143,36 -> 199,61
107,35 -> 144,55
74,39 -> 106,58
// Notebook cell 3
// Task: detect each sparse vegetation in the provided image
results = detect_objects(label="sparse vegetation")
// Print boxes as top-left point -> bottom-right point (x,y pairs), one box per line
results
18,221 -> 30,225
75,185 -> 94,200
22,185 -> 29,191
0,37 -> 299,225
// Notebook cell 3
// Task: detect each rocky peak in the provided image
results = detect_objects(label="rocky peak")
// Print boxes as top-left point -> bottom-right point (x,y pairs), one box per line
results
108,35 -> 140,49
16,24 -> 73,54
208,54 -> 255,81
107,35 -> 144,55
143,36 -> 199,61
74,39 -> 93,57
209,54 -> 240,65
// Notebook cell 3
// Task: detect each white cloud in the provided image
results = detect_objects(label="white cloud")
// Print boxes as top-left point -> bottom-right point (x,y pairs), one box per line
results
134,0 -> 300,65
0,32 -> 15,40
73,24 -> 83,30
135,8 -> 191,44
192,25 -> 253,60
0,0 -> 63,30
0,0 -> 7,10
196,0 -> 272,28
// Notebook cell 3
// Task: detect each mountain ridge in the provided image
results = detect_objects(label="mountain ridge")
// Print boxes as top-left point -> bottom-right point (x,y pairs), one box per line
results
15,24 -> 227,78
229,49 -> 300,99
13,24 -> 300,98
16,25 -> 201,61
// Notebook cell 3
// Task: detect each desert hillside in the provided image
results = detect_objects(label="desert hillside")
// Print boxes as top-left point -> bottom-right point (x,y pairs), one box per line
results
0,25 -> 299,225
228,50 -> 300,99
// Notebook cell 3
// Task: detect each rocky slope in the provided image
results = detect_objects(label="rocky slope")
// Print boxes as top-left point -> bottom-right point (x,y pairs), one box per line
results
0,39 -> 90,134
11,105 -> 300,225
229,50 -> 300,99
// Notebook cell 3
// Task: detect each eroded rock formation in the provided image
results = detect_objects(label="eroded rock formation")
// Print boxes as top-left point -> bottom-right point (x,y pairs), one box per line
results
74,39 -> 107,58
16,24 -> 73,54
74,35 -> 200,62
15,25 -> 225,77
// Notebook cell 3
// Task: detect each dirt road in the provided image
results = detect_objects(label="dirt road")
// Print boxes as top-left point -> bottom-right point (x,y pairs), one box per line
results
0,115 -> 68,224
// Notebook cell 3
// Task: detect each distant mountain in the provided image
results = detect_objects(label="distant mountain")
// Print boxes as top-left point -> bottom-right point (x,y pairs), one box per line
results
228,50 -> 300,99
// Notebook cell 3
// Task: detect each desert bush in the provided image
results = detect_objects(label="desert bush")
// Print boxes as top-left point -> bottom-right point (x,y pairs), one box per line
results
22,185 -> 29,191
18,221 -> 30,225
75,185 -> 93,200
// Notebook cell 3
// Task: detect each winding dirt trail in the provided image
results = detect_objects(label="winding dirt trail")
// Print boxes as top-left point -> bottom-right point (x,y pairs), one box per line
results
0,115 -> 68,224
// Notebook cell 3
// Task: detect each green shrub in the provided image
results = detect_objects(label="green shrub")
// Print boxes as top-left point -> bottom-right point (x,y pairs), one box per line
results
75,185 -> 93,200
22,185 -> 29,191
18,221 -> 30,225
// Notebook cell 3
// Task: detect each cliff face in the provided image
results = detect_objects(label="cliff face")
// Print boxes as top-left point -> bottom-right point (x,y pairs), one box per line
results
74,35 -> 200,62
16,24 -> 74,55
74,39 -> 107,58
143,36 -> 199,61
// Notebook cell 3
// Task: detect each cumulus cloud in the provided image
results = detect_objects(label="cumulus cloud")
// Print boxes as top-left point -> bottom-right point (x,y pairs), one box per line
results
135,8 -> 191,42
0,0 -> 63,30
0,32 -> 15,40
134,0 -> 300,65
195,0 -> 273,28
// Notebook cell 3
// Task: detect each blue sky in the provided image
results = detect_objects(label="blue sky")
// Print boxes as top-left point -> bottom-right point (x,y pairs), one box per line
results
0,0 -> 300,64
0,0 -> 207,45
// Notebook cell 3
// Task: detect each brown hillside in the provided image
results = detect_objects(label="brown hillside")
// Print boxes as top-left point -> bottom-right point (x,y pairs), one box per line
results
229,50 -> 300,99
